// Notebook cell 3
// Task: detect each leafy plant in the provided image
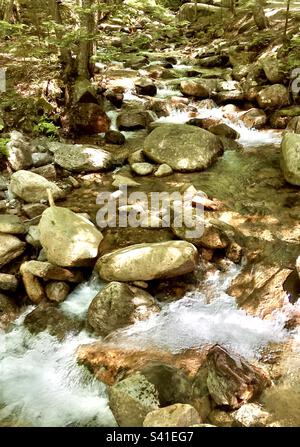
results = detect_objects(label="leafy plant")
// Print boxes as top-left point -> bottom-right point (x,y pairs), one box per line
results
0,137 -> 9,157
33,117 -> 59,138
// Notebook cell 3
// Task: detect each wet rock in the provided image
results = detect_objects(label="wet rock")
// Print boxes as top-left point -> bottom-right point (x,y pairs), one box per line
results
21,270 -> 45,304
87,281 -> 159,336
154,164 -> 173,177
241,108 -> 267,129
280,133 -> 300,186
257,84 -> 289,109
24,304 -> 82,340
108,372 -> 160,427
146,98 -> 169,117
143,124 -> 223,172
180,79 -> 217,98
10,170 -> 63,203
117,110 -> 155,130
97,241 -> 198,282
0,273 -> 18,292
131,162 -> 154,176
72,103 -> 110,135
0,215 -> 26,234
104,89 -> 124,108
231,403 -> 270,427
105,130 -> 125,145
0,234 -> 26,268
135,78 -> 157,97
49,142 -> 112,172
39,206 -> 103,267
0,293 -> 18,329
77,344 -> 207,385
140,363 -> 193,407
208,123 -> 239,140
45,281 -> 70,303
228,262 -> 292,318
143,404 -> 201,427
205,345 -> 271,409
219,137 -> 243,152
7,131 -> 33,171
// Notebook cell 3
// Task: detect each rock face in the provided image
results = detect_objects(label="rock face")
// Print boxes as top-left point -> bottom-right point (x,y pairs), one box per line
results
280,132 -> 300,186
0,234 -> 26,268
87,282 -> 159,336
108,373 -> 160,427
143,124 -> 223,172
257,84 -> 289,109
49,143 -> 112,172
97,241 -> 198,282
205,345 -> 271,409
39,206 -> 103,267
10,170 -> 63,203
143,403 -> 201,427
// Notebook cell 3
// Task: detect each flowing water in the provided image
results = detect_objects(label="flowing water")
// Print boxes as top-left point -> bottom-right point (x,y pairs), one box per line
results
0,70 -> 299,427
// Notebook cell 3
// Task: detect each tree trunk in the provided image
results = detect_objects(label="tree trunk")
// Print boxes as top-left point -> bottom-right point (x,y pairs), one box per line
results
77,0 -> 95,80
284,0 -> 291,42
3,0 -> 16,22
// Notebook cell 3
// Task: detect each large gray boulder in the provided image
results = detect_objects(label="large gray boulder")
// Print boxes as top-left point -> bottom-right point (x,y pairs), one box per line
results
143,124 -> 223,172
97,241 -> 198,282
280,132 -> 300,186
39,206 -> 103,267
108,373 -> 159,427
49,143 -> 112,172
87,282 -> 159,336
10,170 -> 63,203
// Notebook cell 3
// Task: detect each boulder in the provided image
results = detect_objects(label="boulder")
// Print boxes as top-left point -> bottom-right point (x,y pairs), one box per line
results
73,79 -> 98,104
0,234 -> 26,268
208,123 -> 239,140
280,132 -> 300,186
108,373 -> 160,427
97,241 -> 198,282
231,403 -> 270,427
143,124 -> 223,172
177,3 -> 220,22
143,403 -> 201,427
105,130 -> 125,145
87,282 -> 159,336
257,84 -> 289,109
117,110 -> 155,130
22,203 -> 47,219
286,116 -> 300,134
45,281 -> 70,303
49,143 -> 112,172
241,108 -> 267,129
31,152 -> 53,168
21,270 -> 45,304
24,304 -> 82,340
260,56 -> 284,84
10,170 -> 63,203
180,79 -> 217,98
0,215 -> 26,234
25,225 -> 41,248
135,78 -> 157,97
31,163 -> 57,180
205,345 -> 271,409
21,260 -> 82,282
39,206 -> 103,267
7,131 -> 33,171
71,103 -> 111,134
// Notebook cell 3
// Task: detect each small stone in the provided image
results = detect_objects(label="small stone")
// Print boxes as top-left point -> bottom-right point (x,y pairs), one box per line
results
0,234 -> 26,268
135,78 -> 157,97
20,260 -> 83,282
25,225 -> 41,248
231,403 -> 270,427
21,271 -> 45,304
22,203 -> 47,219
131,162 -> 154,176
105,130 -> 126,145
154,164 -> 173,177
31,152 -> 53,167
31,164 -> 57,180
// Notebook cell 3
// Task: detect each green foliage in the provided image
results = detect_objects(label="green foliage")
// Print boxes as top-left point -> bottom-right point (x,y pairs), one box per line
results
0,137 -> 9,158
157,0 -> 181,11
33,117 -> 59,138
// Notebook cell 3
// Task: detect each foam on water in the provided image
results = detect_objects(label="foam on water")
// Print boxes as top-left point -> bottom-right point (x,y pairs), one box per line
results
0,281 -> 116,427
113,264 -> 288,359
